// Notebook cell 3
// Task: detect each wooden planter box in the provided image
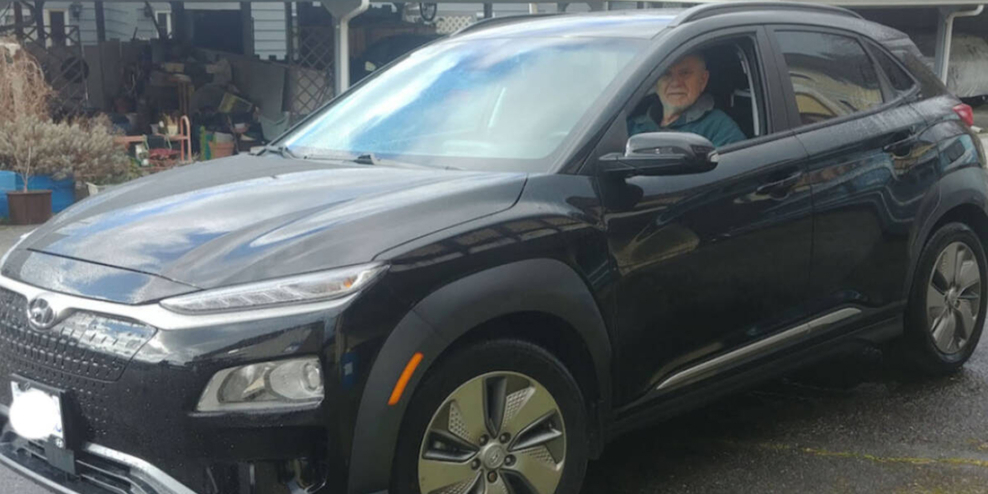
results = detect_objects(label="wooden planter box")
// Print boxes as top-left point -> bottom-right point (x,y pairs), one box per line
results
7,190 -> 52,225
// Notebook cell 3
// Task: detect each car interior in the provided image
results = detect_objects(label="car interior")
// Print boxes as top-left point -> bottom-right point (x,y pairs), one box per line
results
629,38 -> 767,143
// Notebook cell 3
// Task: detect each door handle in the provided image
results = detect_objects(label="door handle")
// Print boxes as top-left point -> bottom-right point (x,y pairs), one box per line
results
755,171 -> 803,197
883,132 -> 919,157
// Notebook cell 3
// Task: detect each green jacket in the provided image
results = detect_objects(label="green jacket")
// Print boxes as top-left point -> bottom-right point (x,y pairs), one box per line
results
628,94 -> 746,148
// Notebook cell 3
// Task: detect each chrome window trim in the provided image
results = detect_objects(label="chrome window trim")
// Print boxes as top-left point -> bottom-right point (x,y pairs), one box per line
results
656,307 -> 862,392
0,274 -> 355,331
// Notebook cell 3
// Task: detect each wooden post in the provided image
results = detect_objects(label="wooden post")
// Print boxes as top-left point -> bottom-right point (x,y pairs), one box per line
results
240,2 -> 254,56
34,0 -> 45,42
284,2 -> 294,62
13,1 -> 24,39
95,1 -> 106,42
170,1 -> 186,43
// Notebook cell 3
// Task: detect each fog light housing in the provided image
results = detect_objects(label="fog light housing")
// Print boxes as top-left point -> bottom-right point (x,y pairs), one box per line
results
197,357 -> 324,412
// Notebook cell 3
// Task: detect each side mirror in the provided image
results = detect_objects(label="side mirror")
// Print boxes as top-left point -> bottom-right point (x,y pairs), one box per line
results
598,132 -> 719,178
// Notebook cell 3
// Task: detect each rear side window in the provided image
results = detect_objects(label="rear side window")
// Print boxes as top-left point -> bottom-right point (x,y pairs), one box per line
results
866,41 -> 917,96
776,31 -> 885,125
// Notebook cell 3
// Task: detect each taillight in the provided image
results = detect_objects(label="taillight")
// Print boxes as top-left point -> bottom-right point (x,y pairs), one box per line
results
953,103 -> 975,127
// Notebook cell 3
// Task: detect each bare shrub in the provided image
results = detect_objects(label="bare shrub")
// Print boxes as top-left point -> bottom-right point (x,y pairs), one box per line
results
50,116 -> 132,182
0,40 -> 130,190
0,117 -> 47,191
0,38 -> 51,122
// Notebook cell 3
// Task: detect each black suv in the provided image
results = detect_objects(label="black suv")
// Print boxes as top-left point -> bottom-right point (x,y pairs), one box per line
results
1,3 -> 986,494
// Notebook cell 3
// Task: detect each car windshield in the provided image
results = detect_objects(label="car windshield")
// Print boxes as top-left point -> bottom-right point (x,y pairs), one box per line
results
280,36 -> 646,172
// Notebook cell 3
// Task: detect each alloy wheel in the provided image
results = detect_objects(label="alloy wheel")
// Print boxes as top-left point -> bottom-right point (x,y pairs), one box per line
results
418,371 -> 566,494
927,241 -> 982,354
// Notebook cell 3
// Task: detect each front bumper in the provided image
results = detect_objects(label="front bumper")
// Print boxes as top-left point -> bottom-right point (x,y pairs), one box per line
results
0,411 -> 196,494
0,274 -> 357,494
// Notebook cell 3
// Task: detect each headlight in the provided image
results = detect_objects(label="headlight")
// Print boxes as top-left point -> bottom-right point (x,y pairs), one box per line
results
197,357 -> 324,412
160,263 -> 387,314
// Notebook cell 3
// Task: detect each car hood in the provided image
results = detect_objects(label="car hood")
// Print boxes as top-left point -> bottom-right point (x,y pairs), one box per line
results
11,155 -> 526,296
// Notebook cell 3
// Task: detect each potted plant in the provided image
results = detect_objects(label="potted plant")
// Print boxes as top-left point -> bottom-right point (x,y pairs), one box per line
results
0,118 -> 54,224
0,39 -> 54,224
1,42 -> 130,221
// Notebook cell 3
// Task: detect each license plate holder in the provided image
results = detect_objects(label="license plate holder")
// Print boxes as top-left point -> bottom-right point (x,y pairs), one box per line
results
9,375 -> 77,474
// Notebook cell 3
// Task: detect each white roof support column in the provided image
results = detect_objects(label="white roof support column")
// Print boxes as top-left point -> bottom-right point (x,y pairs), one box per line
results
324,0 -> 370,97
934,4 -> 984,84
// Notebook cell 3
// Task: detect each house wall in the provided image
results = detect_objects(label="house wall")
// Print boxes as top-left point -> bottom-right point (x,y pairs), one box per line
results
10,1 -> 171,43
250,3 -> 288,60
1,1 -> 288,58
3,1 -> 645,59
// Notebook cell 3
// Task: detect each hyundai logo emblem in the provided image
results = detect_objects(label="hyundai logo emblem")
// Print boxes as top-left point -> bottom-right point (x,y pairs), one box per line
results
27,297 -> 56,330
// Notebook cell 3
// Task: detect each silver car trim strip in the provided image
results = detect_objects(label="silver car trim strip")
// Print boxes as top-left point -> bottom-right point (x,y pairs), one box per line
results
84,443 -> 198,494
656,307 -> 862,392
0,274 -> 355,331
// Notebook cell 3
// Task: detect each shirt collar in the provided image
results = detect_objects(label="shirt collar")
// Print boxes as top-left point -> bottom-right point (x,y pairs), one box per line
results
667,93 -> 714,128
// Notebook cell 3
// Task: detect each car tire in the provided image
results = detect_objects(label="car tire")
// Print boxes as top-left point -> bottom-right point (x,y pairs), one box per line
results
902,222 -> 987,375
391,339 -> 589,494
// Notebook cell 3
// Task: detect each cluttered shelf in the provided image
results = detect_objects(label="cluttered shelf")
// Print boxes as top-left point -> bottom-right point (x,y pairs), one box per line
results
114,115 -> 192,165
103,41 -> 293,171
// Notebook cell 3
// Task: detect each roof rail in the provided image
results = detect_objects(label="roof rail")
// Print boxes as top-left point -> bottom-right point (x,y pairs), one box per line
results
672,1 -> 862,26
452,13 -> 558,36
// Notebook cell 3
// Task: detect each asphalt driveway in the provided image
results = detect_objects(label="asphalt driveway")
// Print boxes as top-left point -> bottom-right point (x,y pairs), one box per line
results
583,346 -> 988,494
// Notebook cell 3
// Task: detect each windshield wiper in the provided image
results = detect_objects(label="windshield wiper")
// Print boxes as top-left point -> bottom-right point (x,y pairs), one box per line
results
259,144 -> 300,160
353,153 -> 380,165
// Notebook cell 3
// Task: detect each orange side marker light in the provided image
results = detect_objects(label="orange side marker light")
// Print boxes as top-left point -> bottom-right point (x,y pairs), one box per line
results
388,352 -> 424,406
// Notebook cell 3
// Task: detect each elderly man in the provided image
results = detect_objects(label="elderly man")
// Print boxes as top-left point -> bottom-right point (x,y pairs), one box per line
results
629,53 -> 746,148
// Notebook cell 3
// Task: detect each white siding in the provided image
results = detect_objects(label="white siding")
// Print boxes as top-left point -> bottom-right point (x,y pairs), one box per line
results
185,2 -> 240,10
103,4 -> 135,41
252,3 -> 287,60
30,2 -> 172,42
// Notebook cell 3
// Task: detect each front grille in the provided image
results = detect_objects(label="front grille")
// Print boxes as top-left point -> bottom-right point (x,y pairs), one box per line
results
0,287 -> 157,438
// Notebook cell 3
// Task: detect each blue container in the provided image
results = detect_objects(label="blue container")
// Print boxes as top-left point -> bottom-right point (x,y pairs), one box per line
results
0,173 -> 75,218
15,174 -> 75,213
0,171 -> 16,219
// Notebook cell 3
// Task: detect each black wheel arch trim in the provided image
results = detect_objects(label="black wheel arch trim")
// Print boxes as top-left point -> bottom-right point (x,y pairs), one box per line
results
346,258 -> 612,494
